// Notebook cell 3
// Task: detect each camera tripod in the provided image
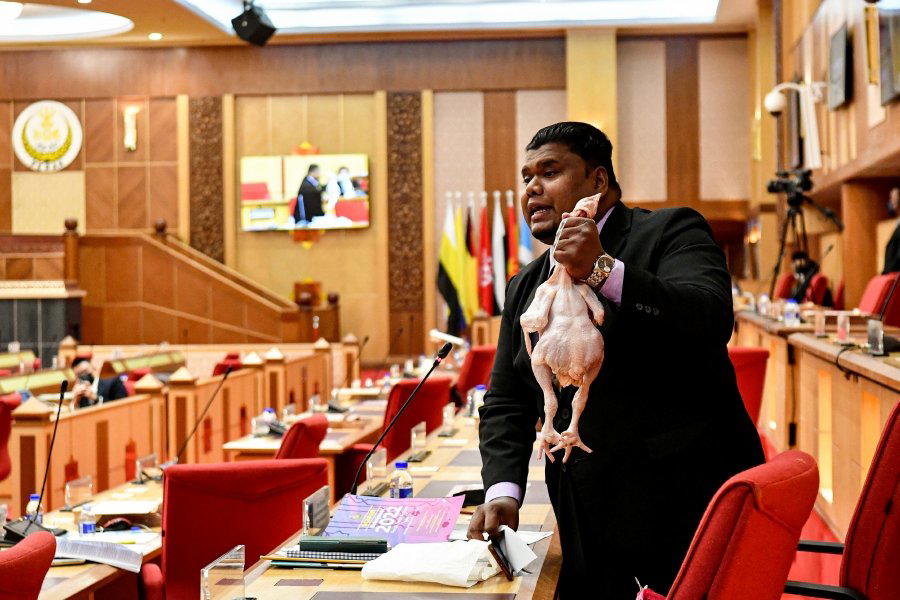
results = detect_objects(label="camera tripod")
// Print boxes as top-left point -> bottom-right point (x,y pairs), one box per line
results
768,191 -> 844,298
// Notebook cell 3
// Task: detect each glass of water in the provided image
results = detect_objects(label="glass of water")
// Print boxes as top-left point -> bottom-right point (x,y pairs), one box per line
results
65,475 -> 93,510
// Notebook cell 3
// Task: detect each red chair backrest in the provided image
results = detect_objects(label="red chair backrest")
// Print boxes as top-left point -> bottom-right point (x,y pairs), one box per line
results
858,272 -> 900,326
275,414 -> 328,459
380,376 -> 452,462
728,347 -> 769,424
840,402 -> 900,599
0,401 -> 11,483
334,199 -> 369,222
804,273 -> 829,305
454,346 -> 497,399
160,459 -> 328,600
224,353 -> 240,361
773,273 -> 796,299
667,450 -> 818,600
833,279 -> 845,310
0,530 -> 56,599
213,360 -> 242,376
127,367 -> 152,381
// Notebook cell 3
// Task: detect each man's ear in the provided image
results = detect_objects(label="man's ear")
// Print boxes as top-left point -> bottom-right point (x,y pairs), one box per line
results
592,166 -> 609,194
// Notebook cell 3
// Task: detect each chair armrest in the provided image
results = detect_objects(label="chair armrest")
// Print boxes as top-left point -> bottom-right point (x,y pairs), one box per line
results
784,581 -> 865,600
797,540 -> 845,555
140,563 -> 164,600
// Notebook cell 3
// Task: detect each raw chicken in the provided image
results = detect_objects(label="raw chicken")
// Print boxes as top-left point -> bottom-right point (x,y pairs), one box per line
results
521,194 -> 605,463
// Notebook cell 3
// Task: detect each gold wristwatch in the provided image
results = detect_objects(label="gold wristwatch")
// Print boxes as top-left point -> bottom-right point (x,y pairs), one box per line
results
582,253 -> 615,289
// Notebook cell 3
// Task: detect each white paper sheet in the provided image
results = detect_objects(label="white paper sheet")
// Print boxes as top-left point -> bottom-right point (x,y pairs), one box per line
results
55,538 -> 143,573
361,540 -> 499,587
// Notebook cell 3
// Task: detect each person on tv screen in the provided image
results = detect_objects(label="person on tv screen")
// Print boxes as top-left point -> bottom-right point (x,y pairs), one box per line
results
294,164 -> 325,224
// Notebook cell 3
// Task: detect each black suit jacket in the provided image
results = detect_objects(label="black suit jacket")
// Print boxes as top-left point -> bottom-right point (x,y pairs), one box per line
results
884,221 -> 900,274
480,201 -> 763,507
297,178 -> 324,221
77,377 -> 129,409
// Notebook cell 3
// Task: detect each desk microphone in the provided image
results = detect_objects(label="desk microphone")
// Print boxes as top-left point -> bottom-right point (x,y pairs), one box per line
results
342,335 -> 370,388
3,381 -> 68,542
172,365 -> 233,464
349,342 -> 452,496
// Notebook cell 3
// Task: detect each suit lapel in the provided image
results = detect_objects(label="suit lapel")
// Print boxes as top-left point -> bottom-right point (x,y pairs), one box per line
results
600,201 -> 633,259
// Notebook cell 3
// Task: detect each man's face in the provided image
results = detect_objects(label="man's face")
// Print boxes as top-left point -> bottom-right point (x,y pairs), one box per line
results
520,143 -> 604,244
310,168 -> 320,178
73,361 -> 96,381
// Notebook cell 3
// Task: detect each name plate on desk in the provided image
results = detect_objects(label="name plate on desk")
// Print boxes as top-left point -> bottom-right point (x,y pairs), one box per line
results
303,486 -> 330,533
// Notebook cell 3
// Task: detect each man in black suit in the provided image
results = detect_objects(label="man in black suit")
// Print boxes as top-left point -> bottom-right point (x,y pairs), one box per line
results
72,357 -> 128,409
468,122 -> 764,597
294,164 -> 325,223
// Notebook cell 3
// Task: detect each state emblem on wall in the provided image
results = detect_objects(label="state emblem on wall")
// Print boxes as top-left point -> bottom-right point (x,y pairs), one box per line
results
12,100 -> 83,172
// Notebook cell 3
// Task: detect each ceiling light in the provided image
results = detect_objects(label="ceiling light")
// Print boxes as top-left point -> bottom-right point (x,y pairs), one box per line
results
0,2 -> 23,22
148,32 -> 163,40
0,4 -> 133,42
77,0 -> 92,5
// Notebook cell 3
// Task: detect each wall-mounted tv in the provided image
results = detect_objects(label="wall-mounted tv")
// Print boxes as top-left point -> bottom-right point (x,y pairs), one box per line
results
879,8 -> 900,105
240,153 -> 370,231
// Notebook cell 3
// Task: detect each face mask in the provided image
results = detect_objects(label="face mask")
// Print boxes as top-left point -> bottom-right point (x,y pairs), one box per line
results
78,372 -> 95,384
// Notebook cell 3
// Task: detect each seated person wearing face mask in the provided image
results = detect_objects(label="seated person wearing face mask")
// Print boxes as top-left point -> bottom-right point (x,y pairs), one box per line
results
71,357 -> 129,409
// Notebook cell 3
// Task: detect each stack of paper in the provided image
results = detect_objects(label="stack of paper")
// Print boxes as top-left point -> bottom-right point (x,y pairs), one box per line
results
55,538 -> 143,573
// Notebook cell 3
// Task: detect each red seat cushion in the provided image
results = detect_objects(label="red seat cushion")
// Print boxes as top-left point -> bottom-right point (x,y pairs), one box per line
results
649,451 -> 818,600
728,347 -> 769,424
773,273 -> 796,299
804,273 -> 829,306
0,531 -> 56,599
151,459 -> 327,600
275,414 -> 328,459
858,272 -> 900,326
454,346 -> 497,403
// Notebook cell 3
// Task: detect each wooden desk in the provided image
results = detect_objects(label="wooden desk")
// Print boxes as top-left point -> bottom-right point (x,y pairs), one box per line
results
242,413 -> 558,599
39,480 -> 163,600
223,414 -> 383,503
788,333 -> 899,538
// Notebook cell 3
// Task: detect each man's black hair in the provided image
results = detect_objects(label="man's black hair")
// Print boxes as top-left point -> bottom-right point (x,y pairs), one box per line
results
526,121 -> 620,191
71,357 -> 91,369
791,250 -> 810,261
307,164 -> 319,174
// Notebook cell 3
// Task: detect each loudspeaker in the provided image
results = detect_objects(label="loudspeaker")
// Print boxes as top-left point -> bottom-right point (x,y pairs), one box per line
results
231,4 -> 276,47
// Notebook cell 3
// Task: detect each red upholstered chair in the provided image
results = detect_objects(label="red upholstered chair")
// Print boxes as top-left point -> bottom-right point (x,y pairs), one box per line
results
774,272 -> 796,299
858,272 -> 900,326
275,414 -> 328,459
334,376 -> 452,496
0,531 -> 57,600
453,346 -> 497,406
804,273 -> 829,306
638,450 -> 818,600
0,400 -> 11,483
140,459 -> 328,600
728,347 -> 769,424
212,359 -> 242,376
0,393 -> 21,411
334,199 -> 369,222
833,279 -> 845,311
785,401 -> 900,600
0,370 -> 10,377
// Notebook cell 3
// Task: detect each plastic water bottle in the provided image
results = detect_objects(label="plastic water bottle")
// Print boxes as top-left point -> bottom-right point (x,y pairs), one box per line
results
78,504 -> 96,535
25,494 -> 43,525
757,294 -> 770,317
263,407 -> 277,424
784,299 -> 800,326
388,462 -> 413,499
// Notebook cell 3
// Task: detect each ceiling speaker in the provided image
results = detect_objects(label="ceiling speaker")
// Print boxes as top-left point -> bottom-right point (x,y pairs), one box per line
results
232,3 -> 276,47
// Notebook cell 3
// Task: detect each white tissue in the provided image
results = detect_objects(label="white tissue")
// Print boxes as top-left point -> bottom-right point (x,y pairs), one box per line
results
361,540 -> 499,587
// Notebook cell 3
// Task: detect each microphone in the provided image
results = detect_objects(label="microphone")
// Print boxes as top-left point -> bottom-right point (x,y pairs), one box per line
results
173,365 -> 233,463
349,342 -> 452,496
3,381 -> 68,541
389,325 -> 405,355
342,335 -> 370,388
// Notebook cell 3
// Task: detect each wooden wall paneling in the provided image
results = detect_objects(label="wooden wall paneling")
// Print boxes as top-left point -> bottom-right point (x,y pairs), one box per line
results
141,244 -> 175,310
142,307 -> 178,344
0,102 -> 9,232
188,96 -> 225,262
421,90 -> 437,348
117,166 -> 148,230
386,92 -> 425,356
483,91 -> 518,194
148,98 -> 178,163
0,167 -> 10,233
840,181 -> 888,308
148,164 -> 178,228
222,94 -> 236,268
83,99 -> 116,164
176,95 -> 191,243
665,37 -> 700,204
85,166 -> 117,230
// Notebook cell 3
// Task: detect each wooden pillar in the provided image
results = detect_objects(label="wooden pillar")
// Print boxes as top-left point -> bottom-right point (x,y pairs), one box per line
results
841,182 -> 884,308
264,347 -> 286,414
341,334 -> 361,387
63,218 -> 79,285
166,366 -> 197,464
134,374 -> 167,462
313,338 -> 333,407
241,351 -> 265,416
8,398 -> 54,516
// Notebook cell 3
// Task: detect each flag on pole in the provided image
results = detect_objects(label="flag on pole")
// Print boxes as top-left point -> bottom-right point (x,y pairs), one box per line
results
506,190 -> 519,278
463,193 -> 479,321
518,209 -> 533,267
477,196 -> 494,315
437,198 -> 466,335
492,193 -> 507,312
453,194 -> 473,325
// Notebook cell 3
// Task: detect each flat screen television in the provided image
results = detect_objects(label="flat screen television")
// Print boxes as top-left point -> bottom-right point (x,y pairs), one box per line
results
879,8 -> 900,105
240,153 -> 370,231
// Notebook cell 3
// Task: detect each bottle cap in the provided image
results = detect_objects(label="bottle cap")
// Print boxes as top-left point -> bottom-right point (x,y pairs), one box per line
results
264,407 -> 275,413
394,461 -> 408,469
475,384 -> 487,390
131,525 -> 141,532
29,494 -> 39,501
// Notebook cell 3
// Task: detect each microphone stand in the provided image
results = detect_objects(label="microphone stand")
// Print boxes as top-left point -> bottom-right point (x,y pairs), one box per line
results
349,342 -> 451,496
173,366 -> 233,464
3,381 -> 68,541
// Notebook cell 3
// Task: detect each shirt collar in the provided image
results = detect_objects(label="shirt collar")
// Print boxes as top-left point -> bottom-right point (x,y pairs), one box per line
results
548,205 -> 614,269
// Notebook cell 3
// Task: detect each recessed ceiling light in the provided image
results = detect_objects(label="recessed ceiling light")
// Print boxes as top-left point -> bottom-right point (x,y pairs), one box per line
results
77,0 -> 92,5
0,4 -> 133,42
0,2 -> 23,22
148,32 -> 163,41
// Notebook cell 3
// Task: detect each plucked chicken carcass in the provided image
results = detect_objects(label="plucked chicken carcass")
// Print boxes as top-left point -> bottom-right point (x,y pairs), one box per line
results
521,194 -> 605,463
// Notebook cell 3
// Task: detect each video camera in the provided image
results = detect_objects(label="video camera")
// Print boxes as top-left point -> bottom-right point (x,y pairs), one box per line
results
766,169 -> 813,204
